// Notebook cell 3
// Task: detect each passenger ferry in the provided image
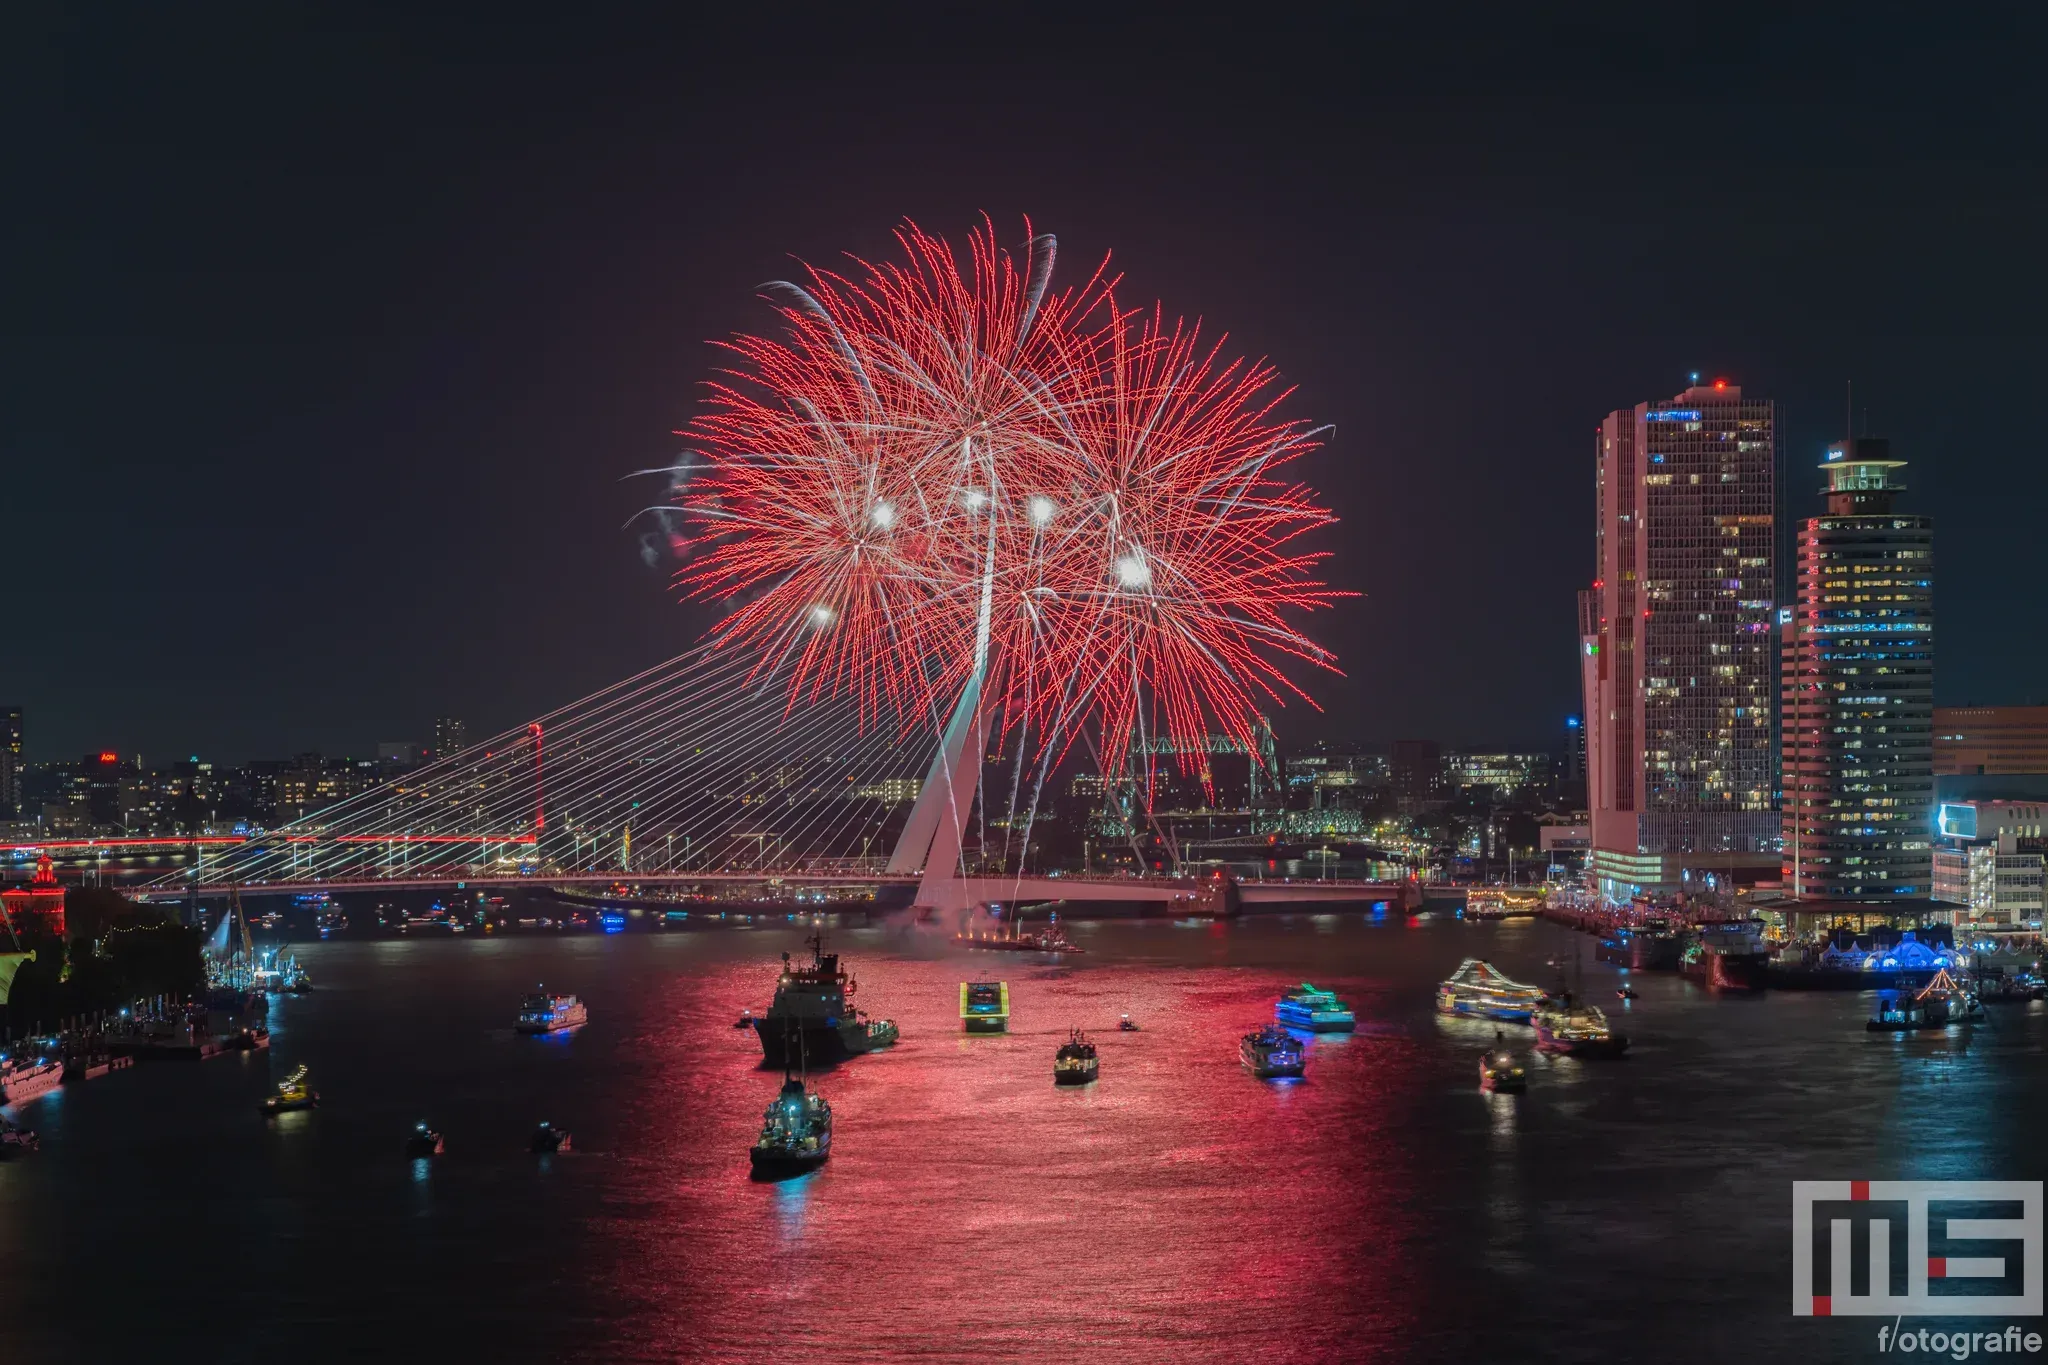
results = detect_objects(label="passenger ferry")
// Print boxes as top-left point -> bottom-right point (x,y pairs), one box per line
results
961,981 -> 1010,1033
1274,983 -> 1356,1032
515,988 -> 589,1034
1532,995 -> 1630,1057
0,1055 -> 64,1107
1053,1029 -> 1099,1085
1435,959 -> 1548,1023
750,1075 -> 831,1178
1239,1024 -> 1305,1079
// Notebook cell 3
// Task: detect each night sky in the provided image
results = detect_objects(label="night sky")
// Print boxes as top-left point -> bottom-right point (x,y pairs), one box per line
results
8,7 -> 2045,764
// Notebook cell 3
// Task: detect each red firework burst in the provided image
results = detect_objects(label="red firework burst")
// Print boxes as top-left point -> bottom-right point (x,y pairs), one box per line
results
676,217 -> 1345,776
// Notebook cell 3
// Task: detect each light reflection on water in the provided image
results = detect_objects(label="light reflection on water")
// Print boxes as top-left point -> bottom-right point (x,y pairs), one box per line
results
0,917 -> 2039,1363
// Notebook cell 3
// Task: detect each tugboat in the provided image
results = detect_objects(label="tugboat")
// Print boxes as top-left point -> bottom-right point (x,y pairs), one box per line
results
260,1064 -> 318,1114
749,1072 -> 831,1179
755,934 -> 899,1065
0,1115 -> 37,1158
1274,983 -> 1357,1032
960,981 -> 1010,1034
515,987 -> 589,1035
1479,1049 -> 1527,1093
529,1121 -> 573,1154
405,1123 -> 445,1157
1119,1014 -> 1140,1032
0,1054 -> 64,1107
734,1009 -> 756,1030
1239,1024 -> 1305,1079
1435,959 -> 1549,1023
1532,994 -> 1630,1057
1053,1029 -> 1099,1085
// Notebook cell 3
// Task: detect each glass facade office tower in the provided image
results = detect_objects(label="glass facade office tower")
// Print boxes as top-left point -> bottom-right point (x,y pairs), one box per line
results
1779,439 -> 1934,900
1583,382 -> 1778,897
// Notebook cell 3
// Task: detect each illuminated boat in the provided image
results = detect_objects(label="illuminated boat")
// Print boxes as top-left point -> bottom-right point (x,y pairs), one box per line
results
529,1121 -> 573,1154
0,1055 -> 63,1107
1053,1029 -> 1099,1085
961,981 -> 1010,1033
1478,1049 -> 1526,1092
750,1076 -> 831,1178
1532,996 -> 1629,1057
1869,969 -> 1980,1031
1435,959 -> 1548,1023
755,934 -> 899,1064
405,1123 -> 445,1158
260,1064 -> 318,1114
1239,1024 -> 1304,1078
515,988 -> 589,1035
1274,983 -> 1356,1032
953,915 -> 1084,955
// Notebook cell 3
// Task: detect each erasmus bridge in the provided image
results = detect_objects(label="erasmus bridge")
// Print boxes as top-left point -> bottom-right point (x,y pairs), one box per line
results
126,219 -> 1412,916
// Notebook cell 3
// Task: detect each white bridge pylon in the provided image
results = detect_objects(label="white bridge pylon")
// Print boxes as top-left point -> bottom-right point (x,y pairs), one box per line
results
884,671 -> 993,914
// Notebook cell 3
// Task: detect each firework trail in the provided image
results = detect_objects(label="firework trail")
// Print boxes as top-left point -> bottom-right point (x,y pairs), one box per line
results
677,216 -> 1345,792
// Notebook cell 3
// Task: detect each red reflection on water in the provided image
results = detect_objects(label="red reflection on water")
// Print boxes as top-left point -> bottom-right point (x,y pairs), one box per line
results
579,942 -> 1429,1361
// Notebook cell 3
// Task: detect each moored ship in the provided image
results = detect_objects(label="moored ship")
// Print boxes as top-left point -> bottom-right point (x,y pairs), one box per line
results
1595,923 -> 1684,971
1436,959 -> 1548,1023
515,988 -> 589,1034
1532,995 -> 1630,1057
1239,1024 -> 1305,1078
1274,983 -> 1356,1032
0,1055 -> 64,1107
750,1075 -> 831,1178
961,981 -> 1010,1033
1053,1029 -> 1099,1085
1679,922 -> 1771,993
754,934 -> 899,1065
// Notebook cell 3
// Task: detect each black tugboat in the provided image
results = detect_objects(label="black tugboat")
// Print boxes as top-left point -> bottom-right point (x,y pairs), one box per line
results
750,1069 -> 832,1179
1053,1028 -> 1099,1085
754,933 -> 899,1066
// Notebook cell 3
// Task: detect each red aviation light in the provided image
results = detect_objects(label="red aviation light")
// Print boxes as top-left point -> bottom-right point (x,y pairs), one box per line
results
1714,379 -> 1728,390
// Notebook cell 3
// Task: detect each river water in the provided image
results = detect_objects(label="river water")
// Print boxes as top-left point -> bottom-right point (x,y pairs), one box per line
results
1,915 -> 2041,1363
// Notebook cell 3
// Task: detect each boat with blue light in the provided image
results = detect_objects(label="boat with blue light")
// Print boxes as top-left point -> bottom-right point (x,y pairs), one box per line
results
960,981 -> 1010,1033
516,988 -> 588,1034
1435,959 -> 1548,1023
530,1121 -> 573,1154
1274,983 -> 1355,1032
750,1075 -> 831,1178
1239,1024 -> 1304,1078
405,1123 -> 445,1157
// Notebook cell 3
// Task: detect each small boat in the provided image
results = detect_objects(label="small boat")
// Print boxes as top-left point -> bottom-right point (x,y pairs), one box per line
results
734,1009 -> 756,1030
1239,1024 -> 1305,1079
750,1075 -> 831,1179
1532,995 -> 1630,1058
1479,1050 -> 1527,1092
260,1064 -> 318,1114
1118,1014 -> 1140,1032
1274,983 -> 1356,1032
405,1123 -> 446,1158
1869,969 -> 1981,1031
961,981 -> 1010,1033
516,987 -> 589,1035
1616,987 -> 1639,1001
228,1025 -> 271,1051
0,1115 -> 38,1158
1436,959 -> 1548,1023
1053,1028 -> 1099,1085
530,1121 -> 573,1154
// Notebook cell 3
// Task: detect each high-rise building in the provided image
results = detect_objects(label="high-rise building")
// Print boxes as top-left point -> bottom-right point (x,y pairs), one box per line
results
1390,740 -> 1445,811
1582,381 -> 1778,897
1779,438 -> 1935,901
0,704 -> 20,819
433,716 -> 469,759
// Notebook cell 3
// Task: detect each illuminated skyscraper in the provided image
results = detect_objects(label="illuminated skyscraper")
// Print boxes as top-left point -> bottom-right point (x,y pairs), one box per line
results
1779,438 -> 1934,901
1582,381 -> 1779,897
